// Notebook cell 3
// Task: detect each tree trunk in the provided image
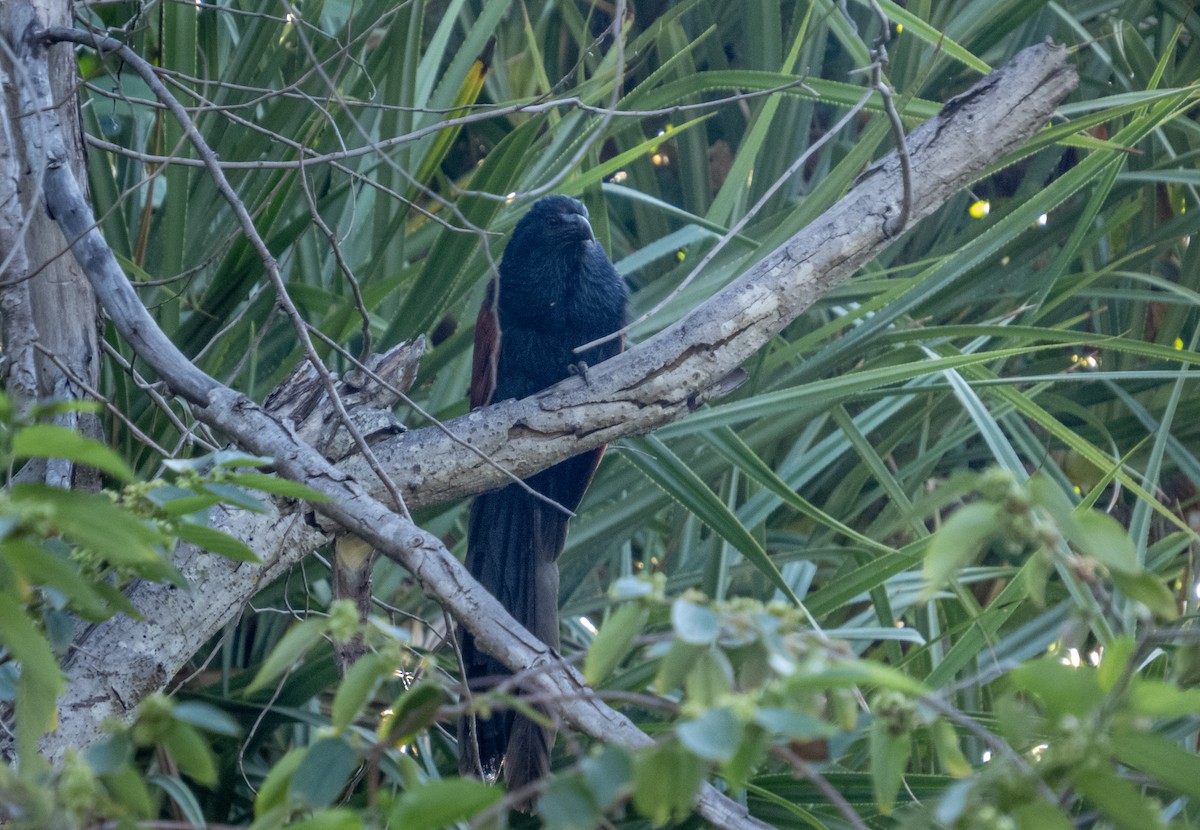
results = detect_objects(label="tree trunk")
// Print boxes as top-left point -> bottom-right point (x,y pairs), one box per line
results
1,0 -> 102,488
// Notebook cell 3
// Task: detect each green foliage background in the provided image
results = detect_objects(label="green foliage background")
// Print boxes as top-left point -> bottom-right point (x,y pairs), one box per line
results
4,0 -> 1199,826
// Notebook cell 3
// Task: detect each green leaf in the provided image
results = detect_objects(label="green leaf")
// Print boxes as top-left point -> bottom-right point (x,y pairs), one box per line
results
162,721 -> 218,786
670,598 -> 719,646
0,589 -> 65,761
655,639 -> 706,695
202,482 -> 269,513
873,0 -> 990,73
408,38 -> 494,196
785,660 -> 930,697
929,719 -> 972,778
254,747 -> 306,817
1009,658 -> 1101,720
584,602 -> 648,686
922,502 -> 1000,598
331,653 -> 387,733
222,471 -> 331,502
1071,764 -> 1167,830
579,744 -> 634,809
1011,801 -> 1074,830
666,348 -> 1049,437
208,450 -> 275,469
12,424 -> 133,481
286,808 -> 364,830
722,723 -> 770,792
1023,548 -> 1054,607
753,708 -> 836,740
1026,474 -> 1081,538
632,741 -> 703,826
563,115 -> 715,196
1128,679 -> 1200,718
539,773 -> 603,830
87,732 -> 134,775
624,71 -> 939,121
246,616 -> 330,694
684,648 -> 733,708
706,426 -> 894,556
290,736 -> 358,808
148,774 -> 207,826
1110,570 -> 1178,620
0,539 -> 112,621
677,707 -> 742,762
388,777 -> 502,829
1113,722 -> 1200,802
1071,511 -> 1139,573
611,575 -> 656,600
176,521 -> 260,562
171,701 -> 241,737
100,764 -> 154,817
379,682 -> 444,747
90,579 -> 142,619
869,715 -> 911,816
1097,634 -> 1135,693
147,486 -> 222,517
11,484 -> 178,582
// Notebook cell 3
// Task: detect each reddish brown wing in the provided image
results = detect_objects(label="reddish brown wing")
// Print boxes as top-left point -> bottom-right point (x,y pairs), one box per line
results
469,308 -> 622,492
469,283 -> 500,410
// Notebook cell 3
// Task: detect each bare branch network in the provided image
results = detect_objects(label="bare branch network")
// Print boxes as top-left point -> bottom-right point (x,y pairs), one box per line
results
2,4 -> 1077,825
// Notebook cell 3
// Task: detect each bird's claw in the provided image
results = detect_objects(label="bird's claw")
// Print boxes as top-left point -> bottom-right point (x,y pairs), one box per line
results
568,360 -> 591,385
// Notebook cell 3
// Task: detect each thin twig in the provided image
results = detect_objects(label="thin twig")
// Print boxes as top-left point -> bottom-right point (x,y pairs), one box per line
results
859,0 -> 912,235
81,79 -> 817,163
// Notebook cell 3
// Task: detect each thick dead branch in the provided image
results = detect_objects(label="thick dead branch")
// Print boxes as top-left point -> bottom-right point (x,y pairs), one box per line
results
4,13 -> 1075,827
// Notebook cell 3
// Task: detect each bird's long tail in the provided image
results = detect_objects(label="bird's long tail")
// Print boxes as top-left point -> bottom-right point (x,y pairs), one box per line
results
458,482 -> 568,795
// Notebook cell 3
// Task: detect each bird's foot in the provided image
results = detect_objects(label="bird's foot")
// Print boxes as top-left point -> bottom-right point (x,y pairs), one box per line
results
568,360 -> 592,385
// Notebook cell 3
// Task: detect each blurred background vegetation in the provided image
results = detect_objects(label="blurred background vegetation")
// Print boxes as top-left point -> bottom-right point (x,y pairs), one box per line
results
4,0 -> 1200,826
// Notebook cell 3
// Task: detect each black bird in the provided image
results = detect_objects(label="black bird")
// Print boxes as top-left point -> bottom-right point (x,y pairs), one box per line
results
458,194 -> 627,800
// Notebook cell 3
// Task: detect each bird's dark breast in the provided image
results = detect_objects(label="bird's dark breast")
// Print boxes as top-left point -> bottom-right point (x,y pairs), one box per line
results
493,245 -> 624,401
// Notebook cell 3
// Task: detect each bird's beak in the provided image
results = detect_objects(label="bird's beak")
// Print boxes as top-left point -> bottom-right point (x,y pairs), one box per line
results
566,213 -> 596,243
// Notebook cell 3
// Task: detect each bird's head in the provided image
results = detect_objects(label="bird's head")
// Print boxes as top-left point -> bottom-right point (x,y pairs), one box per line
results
497,195 -> 615,329
509,195 -> 596,253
